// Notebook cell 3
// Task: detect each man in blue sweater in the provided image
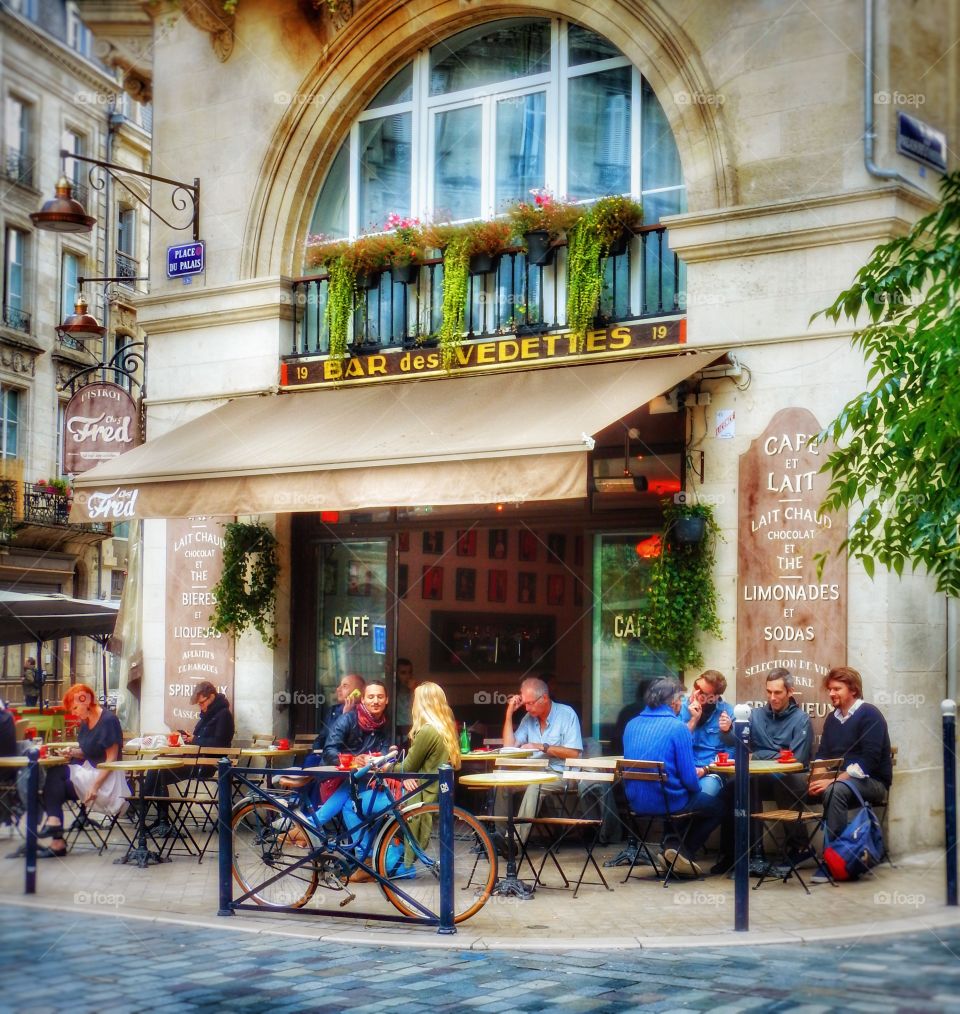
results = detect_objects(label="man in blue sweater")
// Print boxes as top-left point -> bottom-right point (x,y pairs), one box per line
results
680,670 -> 734,796
809,666 -> 891,881
623,677 -> 726,878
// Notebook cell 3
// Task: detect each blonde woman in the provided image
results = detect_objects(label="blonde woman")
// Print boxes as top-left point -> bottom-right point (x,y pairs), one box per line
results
347,681 -> 460,882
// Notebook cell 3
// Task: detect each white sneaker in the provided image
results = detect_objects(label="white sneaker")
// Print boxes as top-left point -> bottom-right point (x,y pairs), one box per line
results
810,863 -> 832,884
662,847 -> 702,878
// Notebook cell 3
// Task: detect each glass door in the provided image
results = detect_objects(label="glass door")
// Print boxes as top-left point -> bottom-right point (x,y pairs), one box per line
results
591,532 -> 675,746
315,539 -> 391,734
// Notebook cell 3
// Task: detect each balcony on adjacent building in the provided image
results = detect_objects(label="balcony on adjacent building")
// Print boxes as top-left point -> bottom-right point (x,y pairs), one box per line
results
0,479 -> 110,550
1,304 -> 31,334
288,224 -> 685,359
3,148 -> 34,189
115,250 -> 139,282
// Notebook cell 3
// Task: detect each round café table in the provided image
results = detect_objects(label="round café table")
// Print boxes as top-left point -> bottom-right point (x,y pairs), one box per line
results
0,755 -> 68,769
459,769 -> 559,899
98,758 -> 185,869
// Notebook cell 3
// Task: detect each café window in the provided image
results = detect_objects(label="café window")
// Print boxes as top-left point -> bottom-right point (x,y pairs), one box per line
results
306,18 -> 685,249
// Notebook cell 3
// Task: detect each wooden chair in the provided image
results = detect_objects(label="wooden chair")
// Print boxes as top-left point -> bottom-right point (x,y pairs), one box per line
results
752,757 -> 844,893
872,745 -> 897,867
616,759 -> 701,887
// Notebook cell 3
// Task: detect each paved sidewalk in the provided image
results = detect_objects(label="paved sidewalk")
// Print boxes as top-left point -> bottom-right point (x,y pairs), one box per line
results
2,904 -> 960,1013
1,823 -> 958,949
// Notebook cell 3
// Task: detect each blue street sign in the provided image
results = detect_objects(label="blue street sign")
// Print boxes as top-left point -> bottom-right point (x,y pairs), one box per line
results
167,241 -> 205,278
372,624 -> 387,655
896,112 -> 947,173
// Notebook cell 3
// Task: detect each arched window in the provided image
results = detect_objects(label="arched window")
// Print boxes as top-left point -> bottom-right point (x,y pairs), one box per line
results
306,18 -> 684,253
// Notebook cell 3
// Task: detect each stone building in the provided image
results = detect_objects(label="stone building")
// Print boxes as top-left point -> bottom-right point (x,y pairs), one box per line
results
76,0 -> 957,849
1,0 -> 149,703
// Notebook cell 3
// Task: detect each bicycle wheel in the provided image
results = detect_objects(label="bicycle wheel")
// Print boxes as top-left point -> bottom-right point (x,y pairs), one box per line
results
373,804 -> 496,924
231,799 -> 319,908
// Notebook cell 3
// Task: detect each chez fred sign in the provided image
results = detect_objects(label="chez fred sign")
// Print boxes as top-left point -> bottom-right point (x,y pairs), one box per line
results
281,318 -> 685,388
62,382 -> 141,475
167,241 -> 205,278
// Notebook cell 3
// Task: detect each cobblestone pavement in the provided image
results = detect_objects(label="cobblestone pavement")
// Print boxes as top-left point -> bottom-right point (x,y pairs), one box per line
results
2,905 -> 960,1013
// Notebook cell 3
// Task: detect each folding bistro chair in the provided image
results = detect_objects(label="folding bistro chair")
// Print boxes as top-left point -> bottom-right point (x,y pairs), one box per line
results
871,746 -> 897,867
526,759 -> 613,897
752,757 -> 844,893
616,759 -> 700,887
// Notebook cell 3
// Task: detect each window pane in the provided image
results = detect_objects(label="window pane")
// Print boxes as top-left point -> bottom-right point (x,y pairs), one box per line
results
568,23 -> 623,66
641,80 -> 683,192
6,230 -> 24,310
430,19 -> 550,96
62,253 -> 79,318
566,66 -> 631,199
433,105 -> 481,220
495,92 -> 545,209
366,65 -> 413,110
359,113 -> 412,229
639,187 -> 686,225
3,388 -> 19,460
117,209 -> 135,254
309,141 -> 350,241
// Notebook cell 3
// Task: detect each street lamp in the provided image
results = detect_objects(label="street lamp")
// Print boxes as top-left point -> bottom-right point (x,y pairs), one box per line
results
32,150 -> 200,241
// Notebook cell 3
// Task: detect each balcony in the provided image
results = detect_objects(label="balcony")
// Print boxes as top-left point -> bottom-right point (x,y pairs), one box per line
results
3,148 -> 35,189
115,251 -> 139,282
288,224 -> 685,359
2,304 -> 30,334
0,479 -> 110,548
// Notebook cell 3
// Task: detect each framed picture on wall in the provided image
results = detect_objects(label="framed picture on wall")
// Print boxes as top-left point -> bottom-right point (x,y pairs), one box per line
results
398,564 -> 408,599
456,529 -> 477,557
518,571 -> 536,604
487,569 -> 507,603
455,567 -> 476,601
422,565 -> 443,600
518,530 -> 537,562
488,529 -> 508,560
422,530 -> 444,554
547,533 -> 566,565
547,574 -> 565,606
398,532 -> 410,553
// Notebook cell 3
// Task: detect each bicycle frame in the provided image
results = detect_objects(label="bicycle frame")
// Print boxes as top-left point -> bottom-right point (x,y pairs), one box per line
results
217,759 -> 458,933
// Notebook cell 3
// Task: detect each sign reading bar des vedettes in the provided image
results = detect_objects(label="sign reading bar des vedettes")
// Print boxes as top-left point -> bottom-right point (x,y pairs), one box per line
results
63,382 -> 141,475
167,241 -> 205,278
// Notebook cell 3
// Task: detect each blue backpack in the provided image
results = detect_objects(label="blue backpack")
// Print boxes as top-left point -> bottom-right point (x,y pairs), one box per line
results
822,781 -> 884,881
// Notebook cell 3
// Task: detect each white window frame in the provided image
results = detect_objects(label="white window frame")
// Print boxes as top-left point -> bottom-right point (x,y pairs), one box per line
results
117,206 -> 136,256
0,386 -> 21,461
61,251 -> 80,319
4,227 -> 27,313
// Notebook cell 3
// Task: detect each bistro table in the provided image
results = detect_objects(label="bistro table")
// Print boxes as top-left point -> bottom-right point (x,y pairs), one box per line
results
98,757 -> 184,869
1,755 -> 69,859
459,768 -> 559,900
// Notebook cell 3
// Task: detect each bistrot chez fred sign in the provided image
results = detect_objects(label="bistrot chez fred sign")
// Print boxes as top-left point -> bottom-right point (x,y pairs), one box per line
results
281,318 -> 685,388
62,382 -> 140,475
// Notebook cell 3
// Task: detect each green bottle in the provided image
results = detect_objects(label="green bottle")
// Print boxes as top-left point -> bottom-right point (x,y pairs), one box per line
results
459,722 -> 471,753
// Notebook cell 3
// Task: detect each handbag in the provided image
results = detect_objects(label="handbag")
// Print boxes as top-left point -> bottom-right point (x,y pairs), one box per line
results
822,780 -> 884,881
68,761 -> 131,817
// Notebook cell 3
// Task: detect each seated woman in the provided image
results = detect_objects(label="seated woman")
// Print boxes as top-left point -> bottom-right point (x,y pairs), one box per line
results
39,683 -> 126,857
346,681 -> 461,883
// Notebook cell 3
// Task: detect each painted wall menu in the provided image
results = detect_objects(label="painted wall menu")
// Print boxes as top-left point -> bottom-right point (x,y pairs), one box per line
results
164,517 -> 235,731
736,407 -> 847,731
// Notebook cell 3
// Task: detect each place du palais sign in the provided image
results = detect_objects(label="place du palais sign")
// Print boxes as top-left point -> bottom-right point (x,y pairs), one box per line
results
280,318 -> 686,389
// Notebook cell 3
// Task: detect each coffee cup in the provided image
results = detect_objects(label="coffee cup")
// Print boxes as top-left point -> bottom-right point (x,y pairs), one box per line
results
716,751 -> 729,764
168,732 -> 181,747
38,744 -> 48,758
779,749 -> 794,761
277,738 -> 290,750
338,753 -> 353,769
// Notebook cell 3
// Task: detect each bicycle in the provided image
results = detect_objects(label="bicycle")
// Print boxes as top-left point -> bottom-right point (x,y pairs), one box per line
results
230,752 -> 497,924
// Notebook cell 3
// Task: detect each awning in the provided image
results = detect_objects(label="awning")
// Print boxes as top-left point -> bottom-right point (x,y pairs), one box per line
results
72,352 -> 720,520
0,590 -> 119,647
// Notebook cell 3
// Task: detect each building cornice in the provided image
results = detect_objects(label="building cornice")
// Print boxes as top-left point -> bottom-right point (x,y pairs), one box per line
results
663,185 -> 939,263
134,277 -> 295,334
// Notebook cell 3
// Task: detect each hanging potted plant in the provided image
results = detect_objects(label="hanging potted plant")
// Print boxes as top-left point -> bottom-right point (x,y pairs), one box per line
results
635,500 -> 722,671
589,194 -> 643,257
384,213 -> 425,285
210,521 -> 280,648
464,218 -> 513,275
345,231 -> 392,290
507,190 -> 583,266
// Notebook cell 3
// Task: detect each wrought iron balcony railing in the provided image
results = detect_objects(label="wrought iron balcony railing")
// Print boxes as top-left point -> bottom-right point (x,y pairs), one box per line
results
115,251 -> 139,281
0,479 -> 108,537
2,304 -> 30,334
288,224 -> 685,358
3,148 -> 34,189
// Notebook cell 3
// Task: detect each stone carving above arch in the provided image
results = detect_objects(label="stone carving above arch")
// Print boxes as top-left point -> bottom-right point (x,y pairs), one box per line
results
180,0 -> 236,62
242,0 -> 737,280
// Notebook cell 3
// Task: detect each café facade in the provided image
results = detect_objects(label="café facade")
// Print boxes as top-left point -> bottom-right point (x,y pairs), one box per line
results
74,0 -> 956,850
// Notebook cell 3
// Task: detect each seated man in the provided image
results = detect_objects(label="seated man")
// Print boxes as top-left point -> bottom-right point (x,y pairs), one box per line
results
322,680 -> 392,767
622,677 -> 727,878
500,676 -> 582,841
680,670 -> 734,797
809,666 -> 891,883
145,680 -> 235,834
312,674 -> 365,751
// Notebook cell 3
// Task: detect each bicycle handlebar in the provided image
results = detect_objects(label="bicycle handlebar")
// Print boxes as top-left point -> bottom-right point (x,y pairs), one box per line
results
351,748 -> 399,781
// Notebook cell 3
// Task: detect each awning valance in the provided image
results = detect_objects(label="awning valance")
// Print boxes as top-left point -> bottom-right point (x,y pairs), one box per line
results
72,352 -> 719,520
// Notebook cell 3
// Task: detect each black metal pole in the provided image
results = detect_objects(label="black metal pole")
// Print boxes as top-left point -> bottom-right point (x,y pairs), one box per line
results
25,747 -> 39,895
943,699 -> 957,907
437,764 -> 456,934
217,758 -> 234,917
35,637 -> 44,715
733,704 -> 751,932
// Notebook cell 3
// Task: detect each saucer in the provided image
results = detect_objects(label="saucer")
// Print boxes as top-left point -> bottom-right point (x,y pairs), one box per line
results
777,758 -> 796,764
714,761 -> 734,767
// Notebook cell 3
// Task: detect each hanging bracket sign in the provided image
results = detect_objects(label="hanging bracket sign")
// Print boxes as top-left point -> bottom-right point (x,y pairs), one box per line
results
167,241 -> 205,278
62,382 -> 141,475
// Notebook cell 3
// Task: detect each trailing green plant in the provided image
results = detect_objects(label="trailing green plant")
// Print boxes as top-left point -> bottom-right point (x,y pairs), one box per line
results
635,501 -> 723,670
590,194 -> 643,250
437,233 -> 471,369
210,521 -> 280,647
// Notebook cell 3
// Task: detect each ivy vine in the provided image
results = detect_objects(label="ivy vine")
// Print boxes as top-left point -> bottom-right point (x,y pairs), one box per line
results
438,235 -> 471,370
324,255 -> 356,362
210,521 -> 280,648
566,217 -> 605,350
635,502 -> 723,671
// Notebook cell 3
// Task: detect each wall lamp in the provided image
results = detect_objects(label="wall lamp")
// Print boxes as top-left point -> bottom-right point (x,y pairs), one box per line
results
32,150 -> 200,241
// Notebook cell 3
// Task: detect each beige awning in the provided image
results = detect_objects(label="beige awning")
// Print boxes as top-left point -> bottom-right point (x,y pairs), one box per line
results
72,352 -> 719,520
